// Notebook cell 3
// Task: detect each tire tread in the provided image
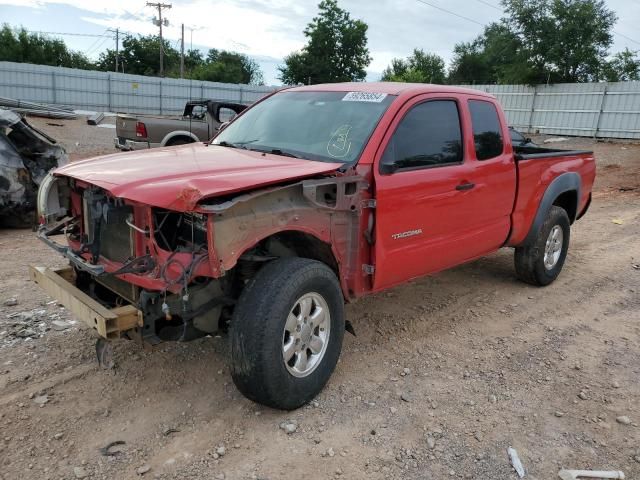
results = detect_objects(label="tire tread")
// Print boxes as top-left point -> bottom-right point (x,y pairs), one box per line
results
514,206 -> 570,286
229,257 -> 344,410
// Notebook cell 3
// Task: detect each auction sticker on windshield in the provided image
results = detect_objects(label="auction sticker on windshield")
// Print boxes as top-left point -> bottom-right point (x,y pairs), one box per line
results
342,92 -> 388,102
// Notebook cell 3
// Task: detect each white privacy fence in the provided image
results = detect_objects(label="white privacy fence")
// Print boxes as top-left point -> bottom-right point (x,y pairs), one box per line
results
462,82 -> 640,139
1,62 -> 640,139
0,62 -> 276,115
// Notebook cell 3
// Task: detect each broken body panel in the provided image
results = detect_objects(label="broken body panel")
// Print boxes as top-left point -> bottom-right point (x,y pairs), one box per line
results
37,149 -> 370,343
0,109 -> 68,226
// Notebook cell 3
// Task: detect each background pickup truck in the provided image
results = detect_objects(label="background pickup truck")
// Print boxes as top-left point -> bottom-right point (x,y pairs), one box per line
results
36,83 -> 595,410
114,99 -> 246,150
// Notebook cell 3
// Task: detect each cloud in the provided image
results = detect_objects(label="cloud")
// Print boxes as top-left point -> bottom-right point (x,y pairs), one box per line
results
2,0 -> 637,84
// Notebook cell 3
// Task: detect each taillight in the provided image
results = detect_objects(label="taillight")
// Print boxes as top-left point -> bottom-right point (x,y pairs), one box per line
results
135,121 -> 147,138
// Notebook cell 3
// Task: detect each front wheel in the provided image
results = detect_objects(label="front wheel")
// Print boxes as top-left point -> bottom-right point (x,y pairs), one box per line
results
514,205 -> 570,286
229,257 -> 345,410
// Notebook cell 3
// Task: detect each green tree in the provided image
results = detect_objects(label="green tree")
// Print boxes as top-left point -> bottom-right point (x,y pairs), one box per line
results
183,49 -> 205,72
0,24 -> 93,69
96,34 -> 180,76
448,24 -> 525,84
448,39 -> 492,84
449,1 -> 618,84
603,48 -> 640,81
97,36 -> 263,84
503,0 -> 617,83
192,49 -> 263,84
381,49 -> 446,84
278,0 -> 371,84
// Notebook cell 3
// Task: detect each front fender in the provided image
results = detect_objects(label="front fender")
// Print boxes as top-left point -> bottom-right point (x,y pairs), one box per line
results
202,176 -> 367,298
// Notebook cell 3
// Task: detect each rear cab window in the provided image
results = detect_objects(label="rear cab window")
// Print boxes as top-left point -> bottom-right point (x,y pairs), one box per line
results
468,100 -> 504,160
380,100 -> 463,173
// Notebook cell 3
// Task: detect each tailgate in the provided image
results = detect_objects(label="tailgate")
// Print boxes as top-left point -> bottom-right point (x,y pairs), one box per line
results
115,114 -> 140,139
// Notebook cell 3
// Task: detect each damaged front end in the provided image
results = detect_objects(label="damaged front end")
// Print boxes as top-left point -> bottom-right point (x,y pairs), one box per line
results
0,110 -> 68,227
34,168 -> 370,346
37,177 -> 230,344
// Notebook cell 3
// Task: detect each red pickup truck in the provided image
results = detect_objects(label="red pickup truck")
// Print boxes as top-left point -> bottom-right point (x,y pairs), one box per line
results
34,83 -> 595,410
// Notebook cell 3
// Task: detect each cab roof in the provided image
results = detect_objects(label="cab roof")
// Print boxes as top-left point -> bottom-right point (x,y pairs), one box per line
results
285,81 -> 495,99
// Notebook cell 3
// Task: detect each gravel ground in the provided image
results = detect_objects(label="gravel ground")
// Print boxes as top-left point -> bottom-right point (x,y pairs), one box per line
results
0,133 -> 639,480
27,115 -> 117,160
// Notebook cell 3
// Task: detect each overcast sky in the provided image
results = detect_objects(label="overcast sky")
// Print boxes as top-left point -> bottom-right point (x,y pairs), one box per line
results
1,0 -> 639,84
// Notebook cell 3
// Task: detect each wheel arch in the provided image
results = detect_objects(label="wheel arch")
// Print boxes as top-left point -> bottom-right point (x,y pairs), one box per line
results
160,131 -> 199,146
552,190 -> 578,224
259,230 -> 340,274
225,228 -> 347,298
520,172 -> 581,246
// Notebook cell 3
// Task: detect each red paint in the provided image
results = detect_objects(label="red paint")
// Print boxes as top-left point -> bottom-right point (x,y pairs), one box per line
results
370,92 -> 518,290
506,152 -> 595,245
52,83 -> 595,299
54,145 -> 342,211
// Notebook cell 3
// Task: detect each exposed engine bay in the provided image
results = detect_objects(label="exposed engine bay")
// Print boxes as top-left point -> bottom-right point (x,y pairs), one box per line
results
0,109 -> 68,227
40,181 -> 230,344
37,170 -> 367,345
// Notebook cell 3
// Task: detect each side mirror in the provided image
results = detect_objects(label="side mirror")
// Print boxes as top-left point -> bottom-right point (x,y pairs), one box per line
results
380,162 -> 398,175
525,137 -> 532,144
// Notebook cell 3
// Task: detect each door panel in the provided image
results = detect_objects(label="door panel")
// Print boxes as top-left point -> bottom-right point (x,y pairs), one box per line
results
372,94 -> 514,291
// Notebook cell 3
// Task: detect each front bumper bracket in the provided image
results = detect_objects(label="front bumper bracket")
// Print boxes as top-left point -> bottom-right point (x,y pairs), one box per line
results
29,266 -> 142,339
37,229 -> 105,276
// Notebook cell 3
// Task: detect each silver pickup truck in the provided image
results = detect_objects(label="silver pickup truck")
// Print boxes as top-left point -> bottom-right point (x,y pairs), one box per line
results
114,100 -> 246,150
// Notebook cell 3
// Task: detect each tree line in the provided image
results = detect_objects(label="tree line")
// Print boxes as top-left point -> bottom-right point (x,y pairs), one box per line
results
279,0 -> 640,85
2,0 -> 640,87
0,24 -> 263,85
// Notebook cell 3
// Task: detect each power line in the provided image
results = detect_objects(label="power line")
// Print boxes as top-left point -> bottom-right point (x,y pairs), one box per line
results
414,0 -> 485,27
20,30 -> 108,38
85,35 -> 112,58
613,30 -> 640,46
473,0 -> 502,11
454,1 -> 640,48
83,29 -> 111,56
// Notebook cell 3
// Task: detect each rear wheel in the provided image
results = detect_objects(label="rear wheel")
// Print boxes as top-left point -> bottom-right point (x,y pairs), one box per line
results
166,137 -> 193,146
229,257 -> 345,410
514,205 -> 570,286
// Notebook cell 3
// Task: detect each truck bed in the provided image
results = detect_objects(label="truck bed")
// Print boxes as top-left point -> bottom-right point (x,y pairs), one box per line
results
508,146 -> 596,246
514,145 -> 593,160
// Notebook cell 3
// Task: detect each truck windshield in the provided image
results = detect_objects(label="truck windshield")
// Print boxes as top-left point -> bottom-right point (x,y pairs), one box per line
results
212,91 -> 395,163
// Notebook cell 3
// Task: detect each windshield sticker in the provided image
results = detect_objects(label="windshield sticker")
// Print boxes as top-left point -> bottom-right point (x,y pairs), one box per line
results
342,91 -> 388,103
327,124 -> 352,158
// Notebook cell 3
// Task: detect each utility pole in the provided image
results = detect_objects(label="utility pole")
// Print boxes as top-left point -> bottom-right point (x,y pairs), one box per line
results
115,28 -> 119,73
107,28 -> 120,73
146,2 -> 172,77
180,23 -> 184,78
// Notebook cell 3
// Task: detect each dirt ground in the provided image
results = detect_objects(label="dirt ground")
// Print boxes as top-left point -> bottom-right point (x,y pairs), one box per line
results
0,127 -> 639,480
27,115 -> 117,161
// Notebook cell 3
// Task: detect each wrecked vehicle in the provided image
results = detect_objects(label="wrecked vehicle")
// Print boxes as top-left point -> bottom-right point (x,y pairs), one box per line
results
33,83 -> 595,410
114,100 -> 247,150
0,109 -> 67,227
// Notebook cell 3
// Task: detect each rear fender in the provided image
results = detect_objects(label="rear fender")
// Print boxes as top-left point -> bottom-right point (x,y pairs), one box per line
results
160,131 -> 200,146
520,172 -> 581,246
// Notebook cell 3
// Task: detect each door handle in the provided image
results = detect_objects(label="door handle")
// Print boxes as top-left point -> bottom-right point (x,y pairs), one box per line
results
455,182 -> 475,191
